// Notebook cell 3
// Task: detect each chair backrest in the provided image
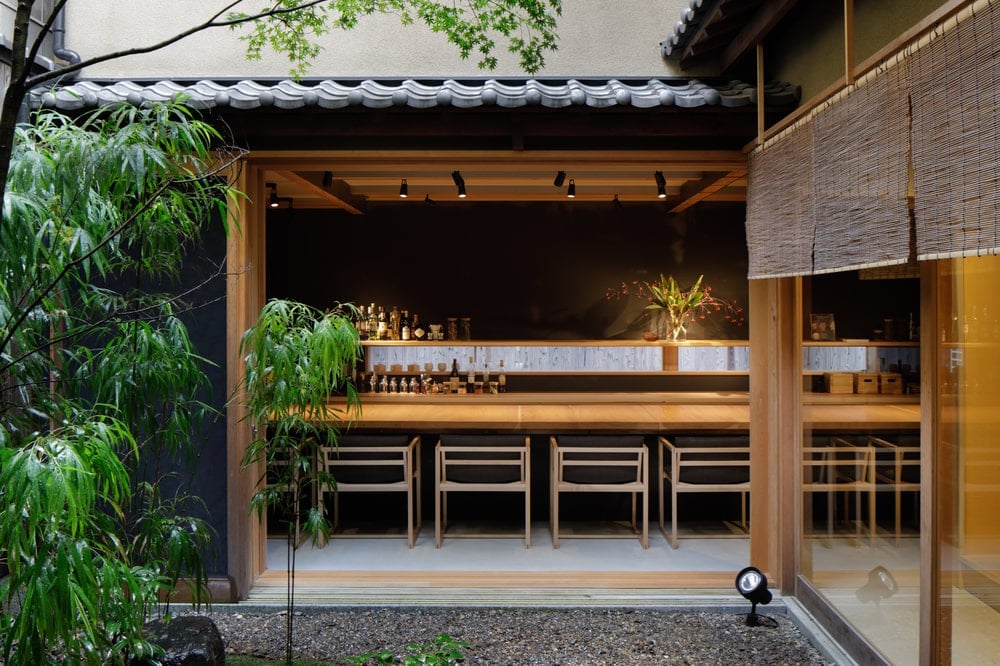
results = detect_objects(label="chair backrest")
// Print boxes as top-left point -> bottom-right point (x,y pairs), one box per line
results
670,435 -> 750,485
553,435 -> 646,484
325,434 -> 414,484
438,434 -> 529,484
803,436 -> 873,485
870,435 -> 921,484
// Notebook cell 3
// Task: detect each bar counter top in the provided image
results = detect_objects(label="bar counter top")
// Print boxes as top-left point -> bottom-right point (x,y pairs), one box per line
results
326,392 -> 920,432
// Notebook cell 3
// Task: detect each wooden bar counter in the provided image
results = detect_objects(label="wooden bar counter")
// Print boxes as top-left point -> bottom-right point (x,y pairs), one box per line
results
326,392 -> 920,433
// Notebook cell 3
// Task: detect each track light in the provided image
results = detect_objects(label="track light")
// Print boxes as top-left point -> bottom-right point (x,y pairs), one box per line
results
735,566 -> 772,627
567,179 -> 576,198
554,170 -> 567,187
613,194 -> 624,210
424,194 -> 436,206
264,181 -> 292,209
452,170 -> 466,198
655,171 -> 667,199
399,178 -> 408,198
322,171 -> 333,187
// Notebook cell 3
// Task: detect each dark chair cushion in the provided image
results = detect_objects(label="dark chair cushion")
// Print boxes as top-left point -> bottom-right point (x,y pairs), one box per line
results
672,436 -> 749,484
328,435 -> 412,484
439,435 -> 527,484
555,435 -> 645,484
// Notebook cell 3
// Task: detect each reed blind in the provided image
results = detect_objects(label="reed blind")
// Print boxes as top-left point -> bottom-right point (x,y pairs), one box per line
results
910,0 -> 1000,259
745,123 -> 816,279
748,0 -> 1000,275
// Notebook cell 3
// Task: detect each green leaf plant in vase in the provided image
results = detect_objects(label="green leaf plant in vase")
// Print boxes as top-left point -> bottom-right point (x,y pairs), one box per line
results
643,273 -> 740,341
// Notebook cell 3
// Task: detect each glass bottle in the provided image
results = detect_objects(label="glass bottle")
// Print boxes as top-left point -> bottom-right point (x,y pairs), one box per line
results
412,313 -> 425,341
450,358 -> 460,393
401,309 -> 411,341
498,360 -> 507,393
467,355 -> 476,390
376,305 -> 387,340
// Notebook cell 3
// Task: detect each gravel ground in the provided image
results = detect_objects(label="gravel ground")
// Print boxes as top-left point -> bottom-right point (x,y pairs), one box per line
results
193,606 -> 837,665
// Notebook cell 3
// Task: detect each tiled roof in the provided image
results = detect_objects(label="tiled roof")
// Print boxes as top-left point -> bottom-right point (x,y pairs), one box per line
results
29,77 -> 799,112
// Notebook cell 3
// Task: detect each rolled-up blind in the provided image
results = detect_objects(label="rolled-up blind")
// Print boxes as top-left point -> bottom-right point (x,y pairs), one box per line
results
911,0 -> 1000,260
746,122 -> 816,279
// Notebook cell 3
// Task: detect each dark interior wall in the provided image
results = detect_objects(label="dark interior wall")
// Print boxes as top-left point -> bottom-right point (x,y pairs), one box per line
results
266,201 -> 751,341
808,273 -> 920,340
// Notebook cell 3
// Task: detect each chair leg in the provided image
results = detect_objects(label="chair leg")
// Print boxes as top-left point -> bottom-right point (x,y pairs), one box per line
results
630,492 -> 638,533
670,485 -> 679,549
551,490 -> 560,549
641,487 -> 649,549
524,483 -> 531,549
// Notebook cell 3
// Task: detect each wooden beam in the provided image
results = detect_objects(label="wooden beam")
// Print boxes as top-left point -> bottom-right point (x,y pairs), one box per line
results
720,0 -> 800,73
281,169 -> 367,215
668,169 -> 747,213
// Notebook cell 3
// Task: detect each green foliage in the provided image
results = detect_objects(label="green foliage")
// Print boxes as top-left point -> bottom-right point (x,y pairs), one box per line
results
230,0 -> 562,77
0,101 -> 238,664
343,633 -> 469,665
240,298 -> 362,664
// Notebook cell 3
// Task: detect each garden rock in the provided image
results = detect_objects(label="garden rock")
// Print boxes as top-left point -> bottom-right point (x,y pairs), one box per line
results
143,615 -> 225,665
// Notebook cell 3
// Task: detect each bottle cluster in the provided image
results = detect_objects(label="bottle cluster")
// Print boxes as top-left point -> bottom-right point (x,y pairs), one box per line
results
353,304 -> 472,342
359,357 -> 508,395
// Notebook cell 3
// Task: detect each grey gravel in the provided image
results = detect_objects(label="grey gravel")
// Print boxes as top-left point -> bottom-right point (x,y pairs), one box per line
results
188,606 -> 836,664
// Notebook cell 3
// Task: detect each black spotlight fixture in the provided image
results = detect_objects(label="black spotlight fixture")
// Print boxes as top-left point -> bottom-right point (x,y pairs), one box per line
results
452,170 -> 467,198
655,171 -> 667,199
424,193 -> 436,206
266,181 -> 280,208
567,179 -> 576,198
856,566 -> 897,605
613,194 -> 624,210
553,170 -> 567,187
399,178 -> 408,198
322,170 -> 333,187
735,566 -> 772,627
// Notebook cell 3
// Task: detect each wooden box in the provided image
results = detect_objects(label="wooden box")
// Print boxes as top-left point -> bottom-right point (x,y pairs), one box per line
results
824,372 -> 854,394
854,372 -> 878,394
879,372 -> 903,394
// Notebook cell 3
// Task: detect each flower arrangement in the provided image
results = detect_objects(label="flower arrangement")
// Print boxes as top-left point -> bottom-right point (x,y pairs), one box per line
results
606,273 -> 744,341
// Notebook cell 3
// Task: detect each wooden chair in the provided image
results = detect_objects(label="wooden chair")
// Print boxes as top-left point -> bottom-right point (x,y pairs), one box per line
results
321,434 -> 422,547
802,436 -> 876,546
435,434 -> 531,548
870,435 -> 920,546
549,435 -> 649,549
658,435 -> 750,549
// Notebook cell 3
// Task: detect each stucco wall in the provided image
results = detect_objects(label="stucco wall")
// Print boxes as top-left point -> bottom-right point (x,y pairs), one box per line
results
65,1 -> 692,79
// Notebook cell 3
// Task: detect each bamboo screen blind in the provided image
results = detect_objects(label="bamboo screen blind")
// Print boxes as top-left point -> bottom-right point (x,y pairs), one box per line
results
747,0 -> 1000,277
910,0 -> 1000,259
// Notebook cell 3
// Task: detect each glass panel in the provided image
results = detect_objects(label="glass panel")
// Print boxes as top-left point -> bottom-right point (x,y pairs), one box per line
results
799,273 -> 921,664
938,256 -> 1000,663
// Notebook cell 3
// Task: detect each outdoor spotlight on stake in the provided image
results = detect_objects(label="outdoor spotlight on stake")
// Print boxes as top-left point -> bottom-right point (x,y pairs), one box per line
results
856,566 -> 898,605
735,566 -> 772,626
452,170 -> 467,198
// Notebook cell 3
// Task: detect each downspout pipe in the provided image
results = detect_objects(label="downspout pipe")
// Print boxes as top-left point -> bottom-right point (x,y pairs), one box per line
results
52,4 -> 81,79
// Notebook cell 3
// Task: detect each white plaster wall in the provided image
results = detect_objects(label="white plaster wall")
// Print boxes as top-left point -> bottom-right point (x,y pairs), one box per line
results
65,1 -> 694,79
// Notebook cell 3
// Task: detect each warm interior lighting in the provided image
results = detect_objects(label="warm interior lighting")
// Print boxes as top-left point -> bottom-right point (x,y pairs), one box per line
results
567,179 -> 576,198
399,178 -> 408,198
553,170 -> 567,187
452,170 -> 466,198
735,566 -> 772,627
266,182 -> 279,208
655,171 -> 667,199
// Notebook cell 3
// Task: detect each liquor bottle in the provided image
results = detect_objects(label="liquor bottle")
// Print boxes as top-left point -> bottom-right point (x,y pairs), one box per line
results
376,305 -> 387,340
412,313 -> 425,341
467,356 -> 475,389
367,303 -> 378,339
498,360 -> 507,393
401,310 -> 411,341
450,358 -> 460,393
482,362 -> 490,385
356,304 -> 368,340
389,306 -> 401,340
